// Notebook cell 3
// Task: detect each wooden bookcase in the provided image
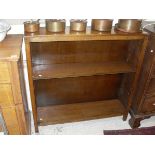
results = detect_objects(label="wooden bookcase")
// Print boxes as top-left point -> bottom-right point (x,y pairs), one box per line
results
24,27 -> 148,132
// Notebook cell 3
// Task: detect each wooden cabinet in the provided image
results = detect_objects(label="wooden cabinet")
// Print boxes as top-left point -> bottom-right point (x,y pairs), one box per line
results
0,84 -> 14,107
24,27 -> 148,132
129,25 -> 155,128
0,62 -> 10,83
0,35 -> 31,135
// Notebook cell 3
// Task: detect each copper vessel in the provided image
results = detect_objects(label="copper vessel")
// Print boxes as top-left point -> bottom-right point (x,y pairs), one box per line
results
91,19 -> 113,32
70,19 -> 87,32
46,19 -> 66,32
116,19 -> 142,33
24,20 -> 40,33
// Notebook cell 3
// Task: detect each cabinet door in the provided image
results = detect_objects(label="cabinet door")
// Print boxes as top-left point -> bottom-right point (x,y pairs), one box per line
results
0,84 -> 14,107
0,62 -> 10,83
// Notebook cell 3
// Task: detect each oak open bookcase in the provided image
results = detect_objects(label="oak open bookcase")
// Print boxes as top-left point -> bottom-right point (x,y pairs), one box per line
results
24,27 -> 148,132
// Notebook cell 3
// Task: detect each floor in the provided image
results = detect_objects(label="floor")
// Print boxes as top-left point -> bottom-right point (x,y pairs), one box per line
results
33,115 -> 155,135
0,114 -> 155,135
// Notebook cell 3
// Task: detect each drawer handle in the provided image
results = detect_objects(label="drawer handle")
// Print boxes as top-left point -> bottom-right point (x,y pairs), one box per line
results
152,103 -> 155,106
150,50 -> 154,53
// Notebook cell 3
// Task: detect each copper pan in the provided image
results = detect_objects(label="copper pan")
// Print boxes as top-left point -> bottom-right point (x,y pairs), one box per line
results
46,19 -> 66,32
91,19 -> 113,32
24,20 -> 40,33
116,19 -> 142,33
70,19 -> 87,32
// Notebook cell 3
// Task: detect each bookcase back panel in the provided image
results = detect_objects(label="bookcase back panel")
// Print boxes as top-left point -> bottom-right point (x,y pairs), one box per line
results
34,74 -> 122,107
30,40 -> 131,64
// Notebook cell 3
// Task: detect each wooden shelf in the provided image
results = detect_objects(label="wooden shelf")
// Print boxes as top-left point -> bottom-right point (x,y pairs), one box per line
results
33,61 -> 135,80
37,99 -> 124,126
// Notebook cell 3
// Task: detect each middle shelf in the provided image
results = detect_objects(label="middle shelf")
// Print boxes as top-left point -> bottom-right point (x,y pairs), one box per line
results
32,61 -> 135,80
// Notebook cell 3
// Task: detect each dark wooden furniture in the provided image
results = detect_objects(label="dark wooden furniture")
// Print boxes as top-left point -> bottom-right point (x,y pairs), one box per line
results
24,27 -> 148,132
0,35 -> 31,135
104,126 -> 155,135
129,25 -> 155,128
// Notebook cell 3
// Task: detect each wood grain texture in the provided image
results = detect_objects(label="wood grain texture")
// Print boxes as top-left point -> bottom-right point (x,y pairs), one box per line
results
146,78 -> 155,96
2,106 -> 21,135
128,26 -> 155,128
0,35 -> 23,61
25,27 -> 147,42
151,66 -> 155,78
15,104 -> 30,134
25,28 -> 148,130
30,40 -> 130,64
8,61 -> 23,104
38,99 -> 124,125
0,35 -> 31,134
142,96 -> 155,113
18,53 -> 29,112
1,104 -> 30,135
123,36 -> 148,120
34,75 -> 122,107
0,84 -> 14,107
33,62 -> 134,80
0,62 -> 10,83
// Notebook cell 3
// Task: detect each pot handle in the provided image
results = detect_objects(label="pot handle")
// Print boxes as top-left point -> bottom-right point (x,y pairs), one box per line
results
30,19 -> 40,24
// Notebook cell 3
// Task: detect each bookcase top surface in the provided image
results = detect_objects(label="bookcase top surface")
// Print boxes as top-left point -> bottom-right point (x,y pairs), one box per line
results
24,27 -> 148,42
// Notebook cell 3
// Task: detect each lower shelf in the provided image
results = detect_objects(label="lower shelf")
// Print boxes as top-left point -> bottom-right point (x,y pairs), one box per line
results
37,99 -> 124,126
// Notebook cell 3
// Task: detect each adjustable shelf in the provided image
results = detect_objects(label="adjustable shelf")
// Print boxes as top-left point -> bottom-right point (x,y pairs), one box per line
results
32,61 -> 135,80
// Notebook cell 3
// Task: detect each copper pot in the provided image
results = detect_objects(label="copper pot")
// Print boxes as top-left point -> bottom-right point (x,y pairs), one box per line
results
91,19 -> 113,32
70,19 -> 87,32
116,19 -> 142,33
46,19 -> 66,32
24,20 -> 40,33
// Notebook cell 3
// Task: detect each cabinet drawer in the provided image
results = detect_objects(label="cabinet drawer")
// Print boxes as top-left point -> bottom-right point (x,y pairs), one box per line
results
2,106 -> 21,135
142,96 -> 155,113
0,84 -> 14,107
0,62 -> 10,83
